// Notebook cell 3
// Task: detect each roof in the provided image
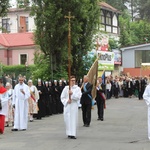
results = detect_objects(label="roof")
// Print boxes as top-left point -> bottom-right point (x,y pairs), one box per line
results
98,2 -> 120,13
120,43 -> 150,51
8,8 -> 30,13
0,32 -> 35,47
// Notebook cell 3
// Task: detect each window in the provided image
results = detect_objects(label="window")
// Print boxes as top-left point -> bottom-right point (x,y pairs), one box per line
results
100,10 -> 105,24
100,9 -> 119,34
2,18 -> 10,33
20,54 -> 27,65
112,15 -> 118,26
106,13 -> 111,25
20,16 -> 28,32
135,50 -> 150,67
142,50 -> 150,62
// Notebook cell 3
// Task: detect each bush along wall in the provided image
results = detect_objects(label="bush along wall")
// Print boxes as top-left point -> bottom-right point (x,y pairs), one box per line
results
1,65 -> 36,80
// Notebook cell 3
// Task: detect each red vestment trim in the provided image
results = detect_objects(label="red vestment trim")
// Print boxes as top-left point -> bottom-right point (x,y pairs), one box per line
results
0,87 -> 7,94
31,95 -> 36,101
98,92 -> 106,109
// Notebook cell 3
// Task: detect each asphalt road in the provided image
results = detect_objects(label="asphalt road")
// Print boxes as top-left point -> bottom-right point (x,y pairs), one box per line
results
0,97 -> 150,150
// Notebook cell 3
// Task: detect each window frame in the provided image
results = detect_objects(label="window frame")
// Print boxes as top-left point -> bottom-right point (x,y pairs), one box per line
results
2,18 -> 10,33
19,53 -> 28,65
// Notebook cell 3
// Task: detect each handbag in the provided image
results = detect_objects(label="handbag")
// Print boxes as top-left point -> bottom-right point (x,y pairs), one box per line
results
0,99 -> 2,110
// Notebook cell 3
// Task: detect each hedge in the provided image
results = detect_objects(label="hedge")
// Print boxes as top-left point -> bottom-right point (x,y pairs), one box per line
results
1,65 -> 36,80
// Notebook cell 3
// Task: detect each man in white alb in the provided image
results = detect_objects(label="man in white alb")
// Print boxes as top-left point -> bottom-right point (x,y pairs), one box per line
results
12,76 -> 30,131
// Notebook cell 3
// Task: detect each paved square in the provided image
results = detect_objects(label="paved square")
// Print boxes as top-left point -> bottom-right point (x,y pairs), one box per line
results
0,97 -> 149,150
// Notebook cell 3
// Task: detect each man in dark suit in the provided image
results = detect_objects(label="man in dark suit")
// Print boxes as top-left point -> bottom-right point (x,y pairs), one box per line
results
80,75 -> 93,127
95,77 -> 106,121
136,77 -> 147,100
126,78 -> 133,98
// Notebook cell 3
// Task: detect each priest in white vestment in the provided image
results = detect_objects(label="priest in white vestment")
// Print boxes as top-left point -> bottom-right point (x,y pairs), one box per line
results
5,82 -> 14,127
28,80 -> 39,122
143,83 -> 150,140
61,76 -> 82,139
12,76 -> 30,131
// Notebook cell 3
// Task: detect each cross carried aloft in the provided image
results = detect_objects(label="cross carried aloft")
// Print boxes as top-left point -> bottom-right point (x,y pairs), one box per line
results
64,12 -> 75,35
64,12 -> 75,90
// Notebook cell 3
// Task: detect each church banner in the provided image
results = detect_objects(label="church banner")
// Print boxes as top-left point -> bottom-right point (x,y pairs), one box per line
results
97,51 -> 114,71
87,58 -> 98,99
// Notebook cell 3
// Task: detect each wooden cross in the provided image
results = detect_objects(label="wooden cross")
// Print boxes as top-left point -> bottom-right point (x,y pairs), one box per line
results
64,11 -> 75,23
64,12 -> 75,90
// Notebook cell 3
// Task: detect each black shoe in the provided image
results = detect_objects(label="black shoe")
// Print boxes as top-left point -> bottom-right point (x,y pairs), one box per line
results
5,124 -> 9,127
71,136 -> 76,139
85,124 -> 90,127
68,135 -> 72,139
21,129 -> 26,131
97,118 -> 100,120
11,129 -> 18,131
100,118 -> 104,121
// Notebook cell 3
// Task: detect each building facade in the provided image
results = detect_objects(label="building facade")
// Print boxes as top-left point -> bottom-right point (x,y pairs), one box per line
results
99,2 -> 120,36
0,8 -> 35,33
0,32 -> 36,65
0,2 -> 120,68
121,43 -> 150,76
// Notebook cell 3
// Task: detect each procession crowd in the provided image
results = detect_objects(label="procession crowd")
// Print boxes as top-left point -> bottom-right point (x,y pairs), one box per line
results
0,73 -> 150,140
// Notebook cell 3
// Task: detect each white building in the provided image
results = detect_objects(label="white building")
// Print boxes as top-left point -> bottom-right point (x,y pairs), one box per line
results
0,7 -> 35,33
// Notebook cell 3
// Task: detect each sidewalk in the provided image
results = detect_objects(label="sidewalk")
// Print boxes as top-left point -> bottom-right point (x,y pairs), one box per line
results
0,97 -> 150,150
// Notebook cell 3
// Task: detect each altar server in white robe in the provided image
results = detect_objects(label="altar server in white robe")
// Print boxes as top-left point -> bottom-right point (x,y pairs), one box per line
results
12,76 -> 30,131
143,83 -> 150,140
61,76 -> 82,139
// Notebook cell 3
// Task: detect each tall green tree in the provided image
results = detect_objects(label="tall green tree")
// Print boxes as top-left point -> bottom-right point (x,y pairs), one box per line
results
127,0 -> 139,21
104,0 -> 129,12
119,13 -> 133,47
105,0 -> 141,22
119,12 -> 150,47
30,0 -> 100,80
0,0 -> 9,17
17,0 -> 30,8
137,0 -> 150,21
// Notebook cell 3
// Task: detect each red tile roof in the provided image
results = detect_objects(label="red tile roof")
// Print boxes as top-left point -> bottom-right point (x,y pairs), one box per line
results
99,2 -> 120,13
0,32 -> 35,47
